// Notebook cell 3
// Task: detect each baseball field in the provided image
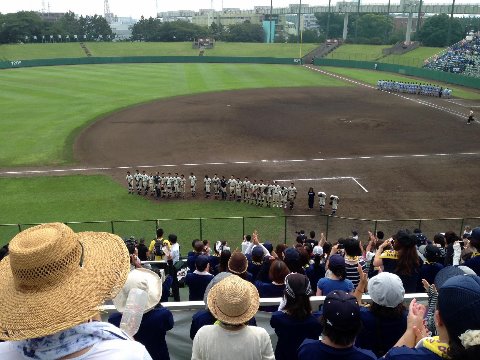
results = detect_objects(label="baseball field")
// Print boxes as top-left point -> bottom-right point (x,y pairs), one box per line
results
1,42 -> 480,249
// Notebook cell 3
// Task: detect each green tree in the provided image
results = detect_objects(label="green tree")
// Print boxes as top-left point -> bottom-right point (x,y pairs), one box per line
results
130,16 -> 160,41
356,14 -> 393,44
224,22 -> 264,42
0,11 -> 45,43
50,11 -> 81,38
301,29 -> 325,43
418,14 -> 463,47
315,12 -> 346,38
83,15 -> 113,40
209,22 -> 225,40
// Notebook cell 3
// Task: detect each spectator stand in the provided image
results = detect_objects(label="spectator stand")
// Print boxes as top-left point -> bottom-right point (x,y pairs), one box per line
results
100,294 -> 428,360
424,35 -> 480,78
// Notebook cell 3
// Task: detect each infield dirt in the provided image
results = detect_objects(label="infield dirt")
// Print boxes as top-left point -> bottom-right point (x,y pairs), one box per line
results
74,82 -> 480,226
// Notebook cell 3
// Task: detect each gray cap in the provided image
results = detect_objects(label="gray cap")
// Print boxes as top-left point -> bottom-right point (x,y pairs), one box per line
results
203,272 -> 233,309
368,272 -> 405,308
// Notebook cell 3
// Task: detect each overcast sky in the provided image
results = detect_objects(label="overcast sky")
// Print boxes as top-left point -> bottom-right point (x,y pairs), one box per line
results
1,0 -> 477,20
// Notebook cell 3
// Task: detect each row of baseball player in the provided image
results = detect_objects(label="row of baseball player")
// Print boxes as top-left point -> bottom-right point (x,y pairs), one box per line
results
126,170 -> 340,212
376,80 -> 452,98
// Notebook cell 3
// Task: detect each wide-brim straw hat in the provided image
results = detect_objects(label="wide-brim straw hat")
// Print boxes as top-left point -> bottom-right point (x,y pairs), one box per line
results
113,268 -> 162,313
207,275 -> 259,325
0,223 -> 129,341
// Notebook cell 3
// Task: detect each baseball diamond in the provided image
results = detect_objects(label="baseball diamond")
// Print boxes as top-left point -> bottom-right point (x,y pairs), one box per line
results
71,82 -> 480,221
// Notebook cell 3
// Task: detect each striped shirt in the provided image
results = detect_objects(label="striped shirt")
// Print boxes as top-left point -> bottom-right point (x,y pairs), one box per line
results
345,256 -> 367,289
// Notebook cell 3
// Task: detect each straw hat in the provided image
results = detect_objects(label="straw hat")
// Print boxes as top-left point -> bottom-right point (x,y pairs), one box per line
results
0,223 -> 130,341
113,268 -> 162,313
207,275 -> 259,325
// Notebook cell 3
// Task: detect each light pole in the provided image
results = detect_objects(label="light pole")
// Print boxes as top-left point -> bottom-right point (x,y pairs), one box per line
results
270,0 -> 274,43
298,0 -> 303,58
326,0 -> 331,39
446,0 -> 456,46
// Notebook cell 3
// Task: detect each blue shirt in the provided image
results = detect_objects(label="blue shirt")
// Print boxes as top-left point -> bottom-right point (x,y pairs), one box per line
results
109,307 -> 174,360
464,255 -> 480,276
383,345 -> 441,360
355,307 -> 407,357
270,311 -> 322,360
185,272 -> 214,301
255,281 -> 285,312
317,277 -> 354,296
382,255 -> 423,293
298,339 -> 377,360
419,263 -> 444,290
305,263 -> 326,294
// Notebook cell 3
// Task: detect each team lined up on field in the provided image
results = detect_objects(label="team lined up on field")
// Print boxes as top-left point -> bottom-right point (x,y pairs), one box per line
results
376,80 -> 452,97
126,170 -> 340,213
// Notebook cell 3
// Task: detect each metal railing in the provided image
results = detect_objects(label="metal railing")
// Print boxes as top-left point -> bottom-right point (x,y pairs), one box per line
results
1,215 -> 478,248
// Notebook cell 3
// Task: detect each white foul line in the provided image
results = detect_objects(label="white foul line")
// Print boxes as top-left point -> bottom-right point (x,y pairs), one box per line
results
274,176 -> 369,193
0,151 -> 479,177
304,65 -> 469,119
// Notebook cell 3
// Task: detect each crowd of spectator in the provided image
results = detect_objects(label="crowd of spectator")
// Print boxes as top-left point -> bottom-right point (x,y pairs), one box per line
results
0,223 -> 480,360
424,34 -> 480,78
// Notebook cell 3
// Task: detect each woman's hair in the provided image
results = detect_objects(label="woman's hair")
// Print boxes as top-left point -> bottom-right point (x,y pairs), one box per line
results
344,238 -> 362,257
329,265 -> 346,280
313,254 -> 322,267
323,242 -> 332,258
308,187 -> 313,192
194,240 -> 204,254
445,231 -> 460,246
434,234 -> 446,247
297,247 -> 310,268
369,302 -> 405,319
218,250 -> 231,273
275,244 -> 288,259
168,234 -> 177,244
269,260 -> 290,284
393,231 -> 420,276
284,292 -> 312,321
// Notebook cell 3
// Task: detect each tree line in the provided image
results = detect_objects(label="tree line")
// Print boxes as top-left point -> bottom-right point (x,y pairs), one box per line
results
0,11 -> 113,43
1,10 -> 478,46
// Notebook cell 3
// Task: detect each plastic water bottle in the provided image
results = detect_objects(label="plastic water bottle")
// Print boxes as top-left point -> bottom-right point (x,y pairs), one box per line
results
120,288 -> 148,337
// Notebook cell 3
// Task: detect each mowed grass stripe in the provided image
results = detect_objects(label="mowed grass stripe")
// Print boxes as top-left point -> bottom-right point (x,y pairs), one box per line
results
0,63 -> 349,167
0,175 -> 284,249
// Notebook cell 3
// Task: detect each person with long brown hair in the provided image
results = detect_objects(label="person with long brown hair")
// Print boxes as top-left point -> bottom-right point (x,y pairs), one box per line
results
271,274 -> 322,360
373,229 -> 423,293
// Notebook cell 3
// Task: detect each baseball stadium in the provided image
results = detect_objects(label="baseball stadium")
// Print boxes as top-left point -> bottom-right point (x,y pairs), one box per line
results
1,1 -> 480,359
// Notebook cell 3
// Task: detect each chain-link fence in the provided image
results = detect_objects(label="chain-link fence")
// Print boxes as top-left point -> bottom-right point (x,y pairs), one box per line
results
1,216 -> 479,250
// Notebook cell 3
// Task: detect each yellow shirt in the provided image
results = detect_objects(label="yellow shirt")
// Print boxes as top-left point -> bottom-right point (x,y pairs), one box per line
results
148,238 -> 171,261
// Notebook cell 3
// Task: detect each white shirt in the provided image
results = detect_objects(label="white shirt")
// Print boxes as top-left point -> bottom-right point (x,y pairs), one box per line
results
192,325 -> 274,360
0,339 -> 152,360
170,242 -> 180,263
189,175 -> 197,187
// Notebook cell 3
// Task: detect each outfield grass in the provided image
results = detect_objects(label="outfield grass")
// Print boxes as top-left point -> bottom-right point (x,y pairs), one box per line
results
327,45 -> 446,68
322,66 -> 480,100
0,175 -> 284,249
326,44 -> 389,61
380,47 -> 444,68
88,41 -> 319,58
0,42 -> 319,60
0,63 -> 348,168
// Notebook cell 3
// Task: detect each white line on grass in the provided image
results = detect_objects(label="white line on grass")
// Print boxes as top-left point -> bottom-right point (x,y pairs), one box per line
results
304,65 -> 469,119
1,152 -> 478,177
